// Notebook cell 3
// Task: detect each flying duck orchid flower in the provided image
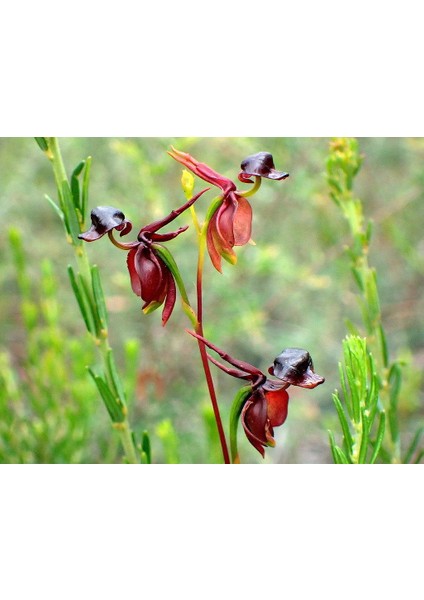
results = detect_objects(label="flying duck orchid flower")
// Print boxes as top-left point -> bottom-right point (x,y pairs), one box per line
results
187,330 -> 324,459
168,147 -> 289,273
78,189 -> 208,325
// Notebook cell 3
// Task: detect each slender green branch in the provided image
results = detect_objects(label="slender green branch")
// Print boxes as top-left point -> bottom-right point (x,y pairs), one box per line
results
39,138 -> 140,464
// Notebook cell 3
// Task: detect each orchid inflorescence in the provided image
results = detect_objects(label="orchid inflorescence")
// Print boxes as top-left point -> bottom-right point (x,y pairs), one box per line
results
78,147 -> 324,461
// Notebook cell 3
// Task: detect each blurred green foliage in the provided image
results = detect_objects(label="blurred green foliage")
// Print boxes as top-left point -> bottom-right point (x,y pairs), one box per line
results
1,137 -> 423,463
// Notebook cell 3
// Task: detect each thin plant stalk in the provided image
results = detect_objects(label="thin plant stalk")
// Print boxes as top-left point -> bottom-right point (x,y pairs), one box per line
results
43,137 -> 139,464
195,220 -> 231,464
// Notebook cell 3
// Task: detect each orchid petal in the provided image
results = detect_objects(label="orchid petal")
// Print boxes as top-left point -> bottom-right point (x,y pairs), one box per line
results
161,269 -> 176,326
270,348 -> 325,388
232,195 -> 252,246
78,206 -> 131,242
238,152 -> 289,182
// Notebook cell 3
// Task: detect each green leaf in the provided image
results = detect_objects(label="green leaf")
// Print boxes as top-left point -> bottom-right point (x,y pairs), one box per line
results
45,193 -> 64,222
105,349 -> 126,408
364,268 -> 381,328
34,137 -> 48,151
67,265 -> 95,334
388,362 -> 402,444
71,160 -> 85,213
229,386 -> 251,463
369,411 -> 386,464
358,408 -> 370,463
141,430 -> 151,464
88,368 -> 124,423
378,325 -> 389,369
403,425 -> 424,464
91,264 -> 109,332
328,430 -> 350,464
61,180 -> 82,245
81,156 -> 92,223
332,392 -> 354,452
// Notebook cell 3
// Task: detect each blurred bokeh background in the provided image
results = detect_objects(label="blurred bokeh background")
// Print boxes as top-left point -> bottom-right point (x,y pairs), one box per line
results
1,137 -> 423,463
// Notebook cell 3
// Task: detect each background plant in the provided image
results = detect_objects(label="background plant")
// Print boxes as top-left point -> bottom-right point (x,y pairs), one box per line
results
1,137 -> 423,463
326,138 -> 423,463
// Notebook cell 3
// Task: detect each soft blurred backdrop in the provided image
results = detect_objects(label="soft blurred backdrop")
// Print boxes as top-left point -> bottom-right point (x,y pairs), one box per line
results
1,137 -> 423,463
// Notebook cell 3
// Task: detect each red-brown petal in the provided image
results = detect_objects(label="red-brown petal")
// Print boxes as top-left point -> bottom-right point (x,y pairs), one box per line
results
215,197 -> 237,249
265,387 -> 289,427
127,246 -> 142,296
241,391 -> 268,457
134,246 -> 164,304
232,195 -> 252,246
161,269 -> 176,326
206,215 -> 223,272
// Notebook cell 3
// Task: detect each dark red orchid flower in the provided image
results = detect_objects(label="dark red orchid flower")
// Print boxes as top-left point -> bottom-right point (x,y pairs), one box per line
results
187,331 -> 324,458
168,147 -> 288,273
78,189 -> 208,325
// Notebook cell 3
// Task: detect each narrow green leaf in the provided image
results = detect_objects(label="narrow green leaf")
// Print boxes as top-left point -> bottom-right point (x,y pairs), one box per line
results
351,266 -> 364,292
328,430 -> 341,463
91,264 -> 109,331
105,349 -> 126,408
81,156 -> 92,223
403,425 -> 424,464
366,352 -> 379,421
67,265 -> 95,334
88,368 -> 124,423
358,408 -> 370,463
34,137 -> 48,151
365,219 -> 373,246
45,193 -> 64,222
61,180 -> 82,245
338,362 -> 352,419
370,411 -> 386,464
71,160 -> 85,212
413,450 -> 424,464
388,362 -> 402,444
229,386 -> 251,463
378,325 -> 389,369
365,269 -> 381,327
335,446 -> 350,464
332,392 -> 354,451
328,431 -> 350,464
141,430 -> 151,464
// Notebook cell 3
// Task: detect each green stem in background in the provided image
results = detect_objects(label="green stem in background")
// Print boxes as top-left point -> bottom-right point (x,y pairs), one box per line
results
326,138 -> 401,463
39,137 -> 140,464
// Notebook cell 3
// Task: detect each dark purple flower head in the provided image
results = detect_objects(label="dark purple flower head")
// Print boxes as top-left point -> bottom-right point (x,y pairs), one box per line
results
269,348 -> 325,389
78,206 -> 133,241
238,152 -> 289,184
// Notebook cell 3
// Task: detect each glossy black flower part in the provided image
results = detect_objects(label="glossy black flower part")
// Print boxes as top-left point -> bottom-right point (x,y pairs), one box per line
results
78,188 -> 209,325
187,331 -> 324,458
268,348 -> 324,388
78,206 -> 133,241
238,152 -> 289,184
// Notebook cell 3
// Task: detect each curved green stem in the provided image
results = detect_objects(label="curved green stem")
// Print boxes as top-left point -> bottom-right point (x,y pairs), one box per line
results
237,176 -> 262,198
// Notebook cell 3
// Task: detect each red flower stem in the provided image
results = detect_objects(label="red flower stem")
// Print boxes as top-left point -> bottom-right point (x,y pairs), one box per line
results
196,228 -> 231,464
